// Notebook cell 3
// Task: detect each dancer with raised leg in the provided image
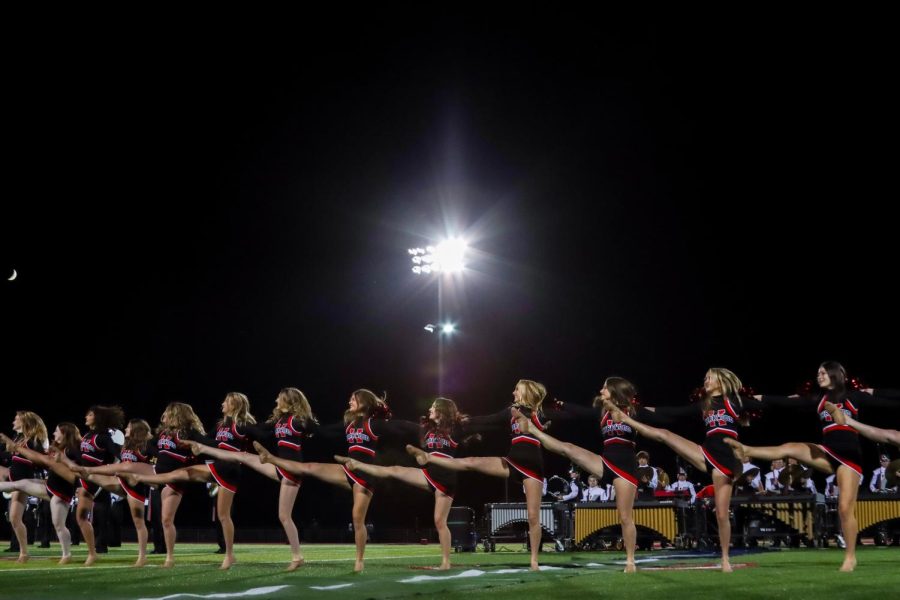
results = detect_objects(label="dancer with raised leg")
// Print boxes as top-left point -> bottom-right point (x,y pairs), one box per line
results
725,362 -> 896,572
335,397 -> 464,570
515,377 -> 640,572
69,419 -> 155,566
0,412 -> 49,563
606,368 -> 753,573
129,394 -> 253,570
181,387 -> 317,570
0,417 -> 67,564
405,379 -> 551,571
252,389 -> 413,573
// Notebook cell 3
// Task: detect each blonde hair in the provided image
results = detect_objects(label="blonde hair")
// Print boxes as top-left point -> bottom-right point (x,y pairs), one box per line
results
223,392 -> 257,426
516,379 -> 547,412
269,387 -> 317,426
159,402 -> 206,436
703,368 -> 743,405
16,411 -> 48,447
343,389 -> 388,425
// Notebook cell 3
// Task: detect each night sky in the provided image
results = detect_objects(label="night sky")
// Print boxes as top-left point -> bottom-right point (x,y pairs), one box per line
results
2,11 -> 897,528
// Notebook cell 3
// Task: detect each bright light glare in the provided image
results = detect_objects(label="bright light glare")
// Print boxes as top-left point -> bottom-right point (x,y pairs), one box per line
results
409,237 -> 467,274
433,238 -> 466,272
441,323 -> 455,334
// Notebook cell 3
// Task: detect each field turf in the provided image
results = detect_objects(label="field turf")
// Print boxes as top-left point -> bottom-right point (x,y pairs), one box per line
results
1,543 -> 897,599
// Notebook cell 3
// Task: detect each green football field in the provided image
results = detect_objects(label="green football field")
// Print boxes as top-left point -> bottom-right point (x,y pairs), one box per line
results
1,543 -> 897,599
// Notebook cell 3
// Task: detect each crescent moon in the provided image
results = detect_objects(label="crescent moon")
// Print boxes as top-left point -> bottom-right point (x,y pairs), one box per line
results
7,269 -> 15,281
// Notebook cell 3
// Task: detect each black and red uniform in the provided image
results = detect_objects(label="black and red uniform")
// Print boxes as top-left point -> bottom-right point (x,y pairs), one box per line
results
8,439 -> 46,482
466,407 -> 549,483
118,445 -> 152,503
272,415 -> 315,484
343,418 -> 381,492
421,427 -> 461,497
78,430 -> 120,497
46,448 -> 80,503
700,395 -> 744,480
341,418 -> 419,493
762,389 -> 899,481
206,420 -> 253,494
561,402 -> 640,487
598,410 -> 639,487
154,429 -> 207,495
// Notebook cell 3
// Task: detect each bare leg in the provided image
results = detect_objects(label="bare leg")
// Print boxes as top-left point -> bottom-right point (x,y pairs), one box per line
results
12,445 -> 79,485
50,495 -> 72,563
334,457 -> 432,492
127,496 -> 148,566
712,471 -> 734,573
86,473 -> 127,495
134,464 -> 210,486
255,442 -> 351,489
80,461 -> 156,478
351,484 -> 373,572
724,439 -> 834,474
610,409 -> 708,472
836,465 -> 859,572
406,446 -> 511,478
523,478 -> 543,571
613,478 -> 637,572
187,441 -> 280,481
9,491 -> 29,563
839,411 -> 900,447
217,488 -> 237,570
278,480 -> 304,570
161,486 -> 184,567
0,479 -> 49,499
434,492 -> 454,569
76,488 -> 97,566
516,416 -> 606,478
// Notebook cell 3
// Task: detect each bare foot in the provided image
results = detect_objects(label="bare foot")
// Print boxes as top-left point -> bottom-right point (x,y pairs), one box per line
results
722,437 -> 747,461
220,555 -> 236,570
254,441 -> 272,464
529,561 -> 540,572
839,557 -> 857,572
16,553 -> 29,564
120,473 -> 141,487
721,560 -> 733,573
84,553 -> 97,567
162,558 -> 175,568
286,558 -> 305,571
354,560 -> 364,573
336,456 -> 359,470
824,402 -> 847,426
58,555 -> 72,565
437,562 -> 451,570
133,556 -> 148,567
624,562 -> 636,573
406,444 -> 428,466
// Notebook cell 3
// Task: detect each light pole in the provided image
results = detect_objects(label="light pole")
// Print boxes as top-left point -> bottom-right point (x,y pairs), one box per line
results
409,239 -> 466,395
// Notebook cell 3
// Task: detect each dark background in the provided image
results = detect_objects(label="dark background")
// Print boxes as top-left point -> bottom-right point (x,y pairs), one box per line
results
2,9 -> 897,530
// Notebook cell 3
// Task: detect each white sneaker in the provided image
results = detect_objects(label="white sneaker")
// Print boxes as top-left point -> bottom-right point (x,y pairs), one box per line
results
836,534 -> 846,549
